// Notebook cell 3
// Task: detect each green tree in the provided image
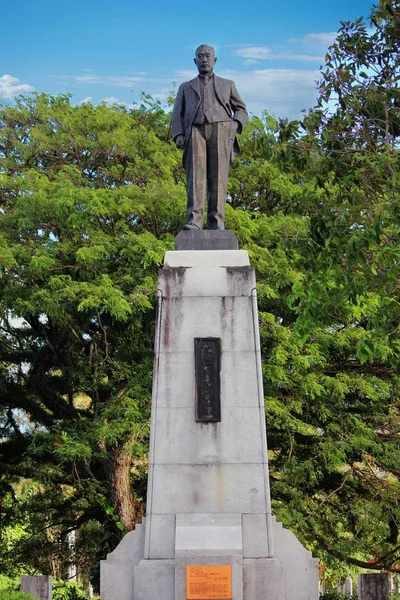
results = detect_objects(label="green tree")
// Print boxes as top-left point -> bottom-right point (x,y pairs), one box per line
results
265,0 -> 400,572
295,0 -> 400,362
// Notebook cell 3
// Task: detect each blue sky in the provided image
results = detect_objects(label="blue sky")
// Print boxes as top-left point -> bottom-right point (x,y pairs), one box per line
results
2,0 -> 374,118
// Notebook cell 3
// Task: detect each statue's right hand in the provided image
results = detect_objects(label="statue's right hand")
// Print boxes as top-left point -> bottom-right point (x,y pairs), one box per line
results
175,135 -> 185,149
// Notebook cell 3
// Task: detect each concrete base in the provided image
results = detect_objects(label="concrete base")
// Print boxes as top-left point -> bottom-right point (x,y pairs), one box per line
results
272,517 -> 319,600
243,558 -> 284,600
358,573 -> 391,600
100,521 -> 145,600
21,576 -> 51,600
101,517 -> 318,600
134,560 -> 175,600
100,249 -> 319,600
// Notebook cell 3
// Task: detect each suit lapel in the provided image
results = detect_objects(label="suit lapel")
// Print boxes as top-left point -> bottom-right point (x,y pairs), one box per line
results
213,75 -> 224,104
189,77 -> 201,97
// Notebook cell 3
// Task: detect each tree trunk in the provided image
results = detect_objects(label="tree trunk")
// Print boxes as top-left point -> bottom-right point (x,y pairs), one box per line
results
106,443 -> 138,533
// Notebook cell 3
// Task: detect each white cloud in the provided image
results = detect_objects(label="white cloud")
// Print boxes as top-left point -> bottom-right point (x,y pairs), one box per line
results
80,96 -> 92,104
234,46 -> 272,59
76,75 -> 143,86
233,46 -> 320,63
243,59 -> 260,66
152,91 -> 171,103
101,96 -> 135,109
304,32 -> 337,45
101,96 -> 126,105
51,74 -> 71,81
54,73 -> 171,87
0,74 -> 34,99
220,68 -> 320,117
175,69 -> 198,80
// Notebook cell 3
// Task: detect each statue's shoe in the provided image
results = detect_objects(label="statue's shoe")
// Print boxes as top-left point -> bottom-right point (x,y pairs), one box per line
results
182,223 -> 201,231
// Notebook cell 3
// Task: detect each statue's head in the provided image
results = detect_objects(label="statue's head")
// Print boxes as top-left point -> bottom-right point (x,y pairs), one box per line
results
194,45 -> 217,75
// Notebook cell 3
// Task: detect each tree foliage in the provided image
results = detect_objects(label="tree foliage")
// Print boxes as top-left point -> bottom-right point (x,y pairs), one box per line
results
0,0 -> 399,586
265,0 -> 400,572
295,0 -> 400,362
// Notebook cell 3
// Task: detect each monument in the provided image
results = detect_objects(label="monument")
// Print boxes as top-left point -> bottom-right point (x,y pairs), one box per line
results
100,46 -> 319,600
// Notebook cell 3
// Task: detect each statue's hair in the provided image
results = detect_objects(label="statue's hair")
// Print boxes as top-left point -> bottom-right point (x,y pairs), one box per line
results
195,44 -> 215,55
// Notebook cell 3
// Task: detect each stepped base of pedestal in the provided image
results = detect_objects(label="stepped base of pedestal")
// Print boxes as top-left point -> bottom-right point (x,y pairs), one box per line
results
100,518 -> 318,600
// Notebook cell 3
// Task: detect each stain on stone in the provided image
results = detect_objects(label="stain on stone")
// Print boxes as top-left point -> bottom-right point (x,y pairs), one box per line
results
160,267 -> 187,298
220,296 -> 227,331
226,266 -> 253,277
220,296 -> 235,347
221,296 -> 226,312
214,465 -> 225,506
162,297 -> 170,348
226,266 -> 254,297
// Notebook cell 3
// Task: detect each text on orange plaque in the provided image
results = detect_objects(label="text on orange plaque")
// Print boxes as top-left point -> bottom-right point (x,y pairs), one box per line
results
186,565 -> 232,600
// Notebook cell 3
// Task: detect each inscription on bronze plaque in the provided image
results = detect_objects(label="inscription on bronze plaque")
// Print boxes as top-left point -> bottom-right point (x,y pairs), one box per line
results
186,565 -> 232,600
194,338 -> 221,422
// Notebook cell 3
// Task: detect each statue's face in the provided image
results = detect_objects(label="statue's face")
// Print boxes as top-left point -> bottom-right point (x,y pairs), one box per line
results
194,46 -> 217,75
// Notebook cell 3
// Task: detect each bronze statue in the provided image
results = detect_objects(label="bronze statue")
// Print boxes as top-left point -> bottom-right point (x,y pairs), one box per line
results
172,45 -> 248,230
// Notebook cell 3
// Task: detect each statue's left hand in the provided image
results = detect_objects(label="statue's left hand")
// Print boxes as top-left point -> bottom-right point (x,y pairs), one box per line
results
175,135 -> 186,149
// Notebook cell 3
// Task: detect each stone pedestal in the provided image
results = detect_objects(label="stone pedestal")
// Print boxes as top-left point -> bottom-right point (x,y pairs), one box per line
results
101,246 -> 318,600
21,575 -> 52,600
358,573 -> 391,600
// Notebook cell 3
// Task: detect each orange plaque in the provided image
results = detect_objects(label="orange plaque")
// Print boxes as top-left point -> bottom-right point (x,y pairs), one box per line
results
186,565 -> 232,600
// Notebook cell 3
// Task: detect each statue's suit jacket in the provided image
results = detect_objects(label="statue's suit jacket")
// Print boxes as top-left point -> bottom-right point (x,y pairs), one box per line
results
171,75 -> 248,164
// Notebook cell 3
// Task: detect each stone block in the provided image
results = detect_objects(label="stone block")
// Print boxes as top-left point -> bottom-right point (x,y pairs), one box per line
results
164,249 -> 249,267
154,350 -> 261,410
243,558 -> 284,600
242,513 -> 271,558
150,463 -> 268,514
101,560 -> 134,600
175,513 -> 242,555
221,351 -> 260,407
152,351 -> 195,408
145,513 -> 175,559
152,406 -> 266,464
100,523 -> 145,600
272,517 -> 319,600
159,297 -> 255,353
21,576 -> 51,600
159,265 -> 255,299
358,573 -> 391,600
175,554 -> 243,600
175,230 -> 239,251
134,559 -> 175,600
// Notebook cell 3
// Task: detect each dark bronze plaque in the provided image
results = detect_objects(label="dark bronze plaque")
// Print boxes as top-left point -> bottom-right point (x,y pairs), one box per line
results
195,338 -> 221,422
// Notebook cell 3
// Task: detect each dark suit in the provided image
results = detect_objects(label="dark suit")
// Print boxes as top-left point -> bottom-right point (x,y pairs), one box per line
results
172,74 -> 248,230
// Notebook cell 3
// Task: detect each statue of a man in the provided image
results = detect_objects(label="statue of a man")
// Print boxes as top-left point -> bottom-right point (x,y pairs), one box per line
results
171,44 -> 248,231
